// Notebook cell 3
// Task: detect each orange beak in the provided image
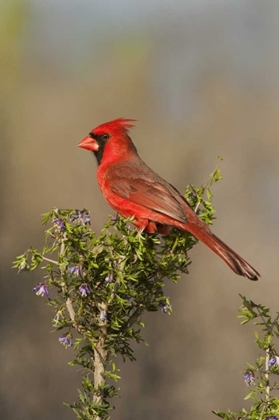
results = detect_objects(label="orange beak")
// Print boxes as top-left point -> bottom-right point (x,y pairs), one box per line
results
78,135 -> 99,152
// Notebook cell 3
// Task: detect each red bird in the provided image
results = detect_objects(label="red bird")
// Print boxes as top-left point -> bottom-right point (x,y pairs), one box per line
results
79,118 -> 260,280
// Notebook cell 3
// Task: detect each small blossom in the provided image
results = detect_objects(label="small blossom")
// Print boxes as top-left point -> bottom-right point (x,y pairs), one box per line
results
70,210 -> 82,221
111,214 -> 118,222
59,334 -> 73,348
266,417 -> 278,420
100,311 -> 107,321
52,218 -> 66,232
78,283 -> 91,297
33,283 -> 49,298
161,304 -> 171,314
70,210 -> 90,224
69,265 -> 83,276
243,371 -> 255,386
268,356 -> 279,367
17,260 -> 27,273
83,212 -> 90,223
159,302 -> 171,314
53,310 -> 63,325
105,275 -> 113,284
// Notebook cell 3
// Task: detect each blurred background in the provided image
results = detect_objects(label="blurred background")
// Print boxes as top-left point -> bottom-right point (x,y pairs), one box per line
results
1,0 -> 279,418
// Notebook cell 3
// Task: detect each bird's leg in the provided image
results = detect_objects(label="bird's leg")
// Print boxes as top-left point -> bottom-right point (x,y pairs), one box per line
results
134,219 -> 172,236
156,224 -> 172,235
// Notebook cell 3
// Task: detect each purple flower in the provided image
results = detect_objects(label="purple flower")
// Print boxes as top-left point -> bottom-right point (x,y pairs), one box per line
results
105,275 -> 113,284
69,265 -> 83,276
266,417 -> 278,420
161,305 -> 171,313
53,218 -> 66,232
33,283 -> 49,298
83,212 -> 90,223
70,210 -> 82,221
59,334 -> 73,348
268,356 -> 279,367
243,371 -> 255,386
159,302 -> 171,314
70,210 -> 90,224
100,311 -> 107,321
78,283 -> 91,297
111,214 -> 118,222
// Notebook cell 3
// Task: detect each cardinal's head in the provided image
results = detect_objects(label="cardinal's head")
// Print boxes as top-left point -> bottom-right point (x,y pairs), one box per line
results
78,118 -> 137,164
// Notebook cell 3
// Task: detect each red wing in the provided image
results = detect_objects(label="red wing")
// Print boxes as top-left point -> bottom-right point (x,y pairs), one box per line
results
106,164 -> 187,223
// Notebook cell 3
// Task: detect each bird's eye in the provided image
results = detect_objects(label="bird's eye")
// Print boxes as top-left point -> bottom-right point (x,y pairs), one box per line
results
102,133 -> 110,140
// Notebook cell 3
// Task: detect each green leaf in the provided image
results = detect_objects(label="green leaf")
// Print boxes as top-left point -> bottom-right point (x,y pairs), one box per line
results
211,167 -> 223,183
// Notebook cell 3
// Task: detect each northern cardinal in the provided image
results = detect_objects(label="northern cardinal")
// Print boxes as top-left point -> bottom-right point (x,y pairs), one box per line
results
79,118 -> 260,280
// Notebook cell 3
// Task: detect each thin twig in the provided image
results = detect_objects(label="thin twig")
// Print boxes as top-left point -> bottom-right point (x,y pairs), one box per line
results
270,313 -> 279,333
194,159 -> 222,213
59,233 -> 75,324
124,305 -> 145,330
93,303 -> 109,419
42,256 -> 59,265
255,306 -> 272,401
66,298 -> 76,322
60,233 -> 66,256
93,335 -> 108,419
58,233 -> 83,332
265,347 -> 270,400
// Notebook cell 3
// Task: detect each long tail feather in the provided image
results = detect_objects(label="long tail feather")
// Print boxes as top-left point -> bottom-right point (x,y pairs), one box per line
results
186,225 -> 260,280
